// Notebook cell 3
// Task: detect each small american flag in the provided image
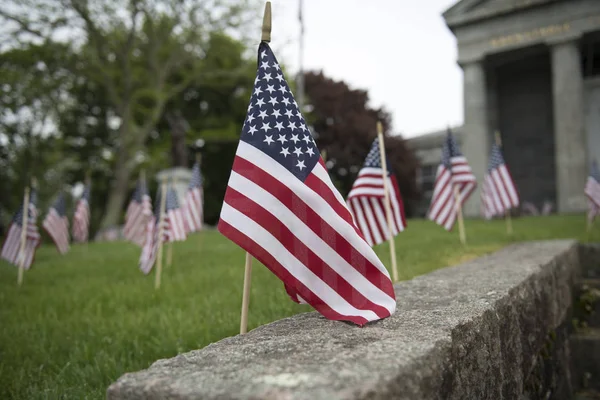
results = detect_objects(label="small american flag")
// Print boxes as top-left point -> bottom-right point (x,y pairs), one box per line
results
164,185 -> 186,242
124,174 -> 153,246
347,137 -> 406,246
72,182 -> 91,243
183,162 -> 204,233
43,192 -> 70,254
481,142 -> 520,219
1,188 -> 41,269
585,160 -> 600,223
427,128 -> 477,231
139,187 -> 162,274
217,42 -> 396,326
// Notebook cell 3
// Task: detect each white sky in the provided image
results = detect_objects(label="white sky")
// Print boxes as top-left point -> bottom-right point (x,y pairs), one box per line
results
268,0 -> 462,138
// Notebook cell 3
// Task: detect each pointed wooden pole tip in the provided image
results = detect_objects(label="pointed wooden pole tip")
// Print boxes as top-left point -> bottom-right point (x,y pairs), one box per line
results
377,121 -> 383,135
495,130 -> 502,147
262,1 -> 272,43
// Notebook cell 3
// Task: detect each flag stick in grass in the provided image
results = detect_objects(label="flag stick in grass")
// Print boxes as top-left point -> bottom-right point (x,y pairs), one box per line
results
17,182 -> 31,286
376,121 -> 399,282
495,131 -> 513,236
155,180 -> 167,289
240,0 -> 272,335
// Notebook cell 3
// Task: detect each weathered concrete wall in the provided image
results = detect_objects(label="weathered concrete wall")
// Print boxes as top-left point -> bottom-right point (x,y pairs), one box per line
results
107,240 -> 581,400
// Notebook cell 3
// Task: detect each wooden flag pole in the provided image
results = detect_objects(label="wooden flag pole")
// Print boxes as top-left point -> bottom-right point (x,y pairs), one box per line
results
17,183 -> 31,286
377,121 -> 399,282
240,252 -> 253,334
155,180 -> 167,289
240,0 -> 272,335
454,185 -> 467,246
495,131 -> 513,235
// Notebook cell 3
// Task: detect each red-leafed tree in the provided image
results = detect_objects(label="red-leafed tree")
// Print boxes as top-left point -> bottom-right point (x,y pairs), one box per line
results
304,71 -> 419,215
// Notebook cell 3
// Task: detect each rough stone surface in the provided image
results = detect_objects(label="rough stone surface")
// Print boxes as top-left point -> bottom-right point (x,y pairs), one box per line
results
107,240 -> 580,400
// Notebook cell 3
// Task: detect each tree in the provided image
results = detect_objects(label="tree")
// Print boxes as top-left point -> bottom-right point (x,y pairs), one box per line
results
304,71 -> 419,214
0,0 -> 259,229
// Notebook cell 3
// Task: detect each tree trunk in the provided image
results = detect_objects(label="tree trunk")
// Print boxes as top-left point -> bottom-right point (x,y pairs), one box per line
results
99,143 -> 133,229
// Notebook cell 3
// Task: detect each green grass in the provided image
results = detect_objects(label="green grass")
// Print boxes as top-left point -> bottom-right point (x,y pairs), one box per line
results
0,215 -> 598,399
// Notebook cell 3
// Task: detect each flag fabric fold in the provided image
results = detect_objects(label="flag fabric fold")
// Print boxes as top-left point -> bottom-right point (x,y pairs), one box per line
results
585,160 -> 600,223
165,185 -> 187,242
427,128 -> 477,231
139,188 -> 161,274
72,182 -> 91,243
217,42 -> 396,326
481,142 -> 520,219
347,137 -> 406,246
124,175 -> 153,246
183,162 -> 204,234
1,187 -> 41,269
43,192 -> 70,254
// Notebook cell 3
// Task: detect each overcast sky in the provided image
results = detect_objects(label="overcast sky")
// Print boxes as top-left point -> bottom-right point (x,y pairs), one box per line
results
267,0 -> 461,138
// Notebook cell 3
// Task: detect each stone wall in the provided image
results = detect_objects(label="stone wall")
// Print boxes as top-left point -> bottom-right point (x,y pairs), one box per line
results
107,240 -> 583,400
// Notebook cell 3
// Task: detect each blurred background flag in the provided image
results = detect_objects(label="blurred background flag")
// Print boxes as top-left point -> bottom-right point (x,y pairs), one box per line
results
427,128 -> 477,231
481,141 -> 520,219
347,137 -> 406,247
165,185 -> 186,242
1,186 -> 41,269
72,181 -> 91,243
43,192 -> 70,254
124,173 -> 153,246
183,161 -> 204,234
585,160 -> 600,224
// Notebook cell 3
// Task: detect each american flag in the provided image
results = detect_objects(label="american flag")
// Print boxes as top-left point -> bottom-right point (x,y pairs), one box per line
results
347,137 -> 406,246
1,187 -> 41,269
139,187 -> 162,274
585,160 -> 600,223
43,192 -> 70,254
217,42 -> 396,326
72,182 -> 90,243
481,142 -> 519,219
427,128 -> 477,231
183,162 -> 204,233
124,174 -> 153,246
164,185 -> 186,242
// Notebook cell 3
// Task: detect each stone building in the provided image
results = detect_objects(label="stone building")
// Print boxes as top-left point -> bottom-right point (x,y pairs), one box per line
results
408,0 -> 600,217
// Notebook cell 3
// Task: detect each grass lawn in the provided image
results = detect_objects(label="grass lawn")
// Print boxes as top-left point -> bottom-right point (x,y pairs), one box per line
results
0,214 -> 598,399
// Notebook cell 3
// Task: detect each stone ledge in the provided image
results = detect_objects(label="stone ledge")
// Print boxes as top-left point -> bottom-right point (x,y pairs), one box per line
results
107,240 -> 580,400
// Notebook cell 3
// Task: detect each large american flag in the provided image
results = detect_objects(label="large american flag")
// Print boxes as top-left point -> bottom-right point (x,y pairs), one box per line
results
217,42 -> 396,326
427,129 -> 477,231
164,185 -> 186,242
1,188 -> 41,269
585,160 -> 600,223
124,174 -> 153,246
43,192 -> 70,254
183,162 -> 204,233
72,182 -> 90,243
347,137 -> 406,246
481,142 -> 520,219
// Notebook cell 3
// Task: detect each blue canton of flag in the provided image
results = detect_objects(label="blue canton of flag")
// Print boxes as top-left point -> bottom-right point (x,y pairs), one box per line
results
241,42 -> 319,181
363,138 -> 392,172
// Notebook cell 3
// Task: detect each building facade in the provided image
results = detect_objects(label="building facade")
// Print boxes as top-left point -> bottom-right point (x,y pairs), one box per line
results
409,0 -> 600,217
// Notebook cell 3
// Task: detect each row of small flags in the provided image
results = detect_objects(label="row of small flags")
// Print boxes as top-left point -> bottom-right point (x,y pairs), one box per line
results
1,180 -> 90,272
0,162 -> 204,284
3,1 -> 600,330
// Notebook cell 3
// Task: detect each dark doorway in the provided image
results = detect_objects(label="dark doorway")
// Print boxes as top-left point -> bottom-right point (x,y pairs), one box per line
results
492,48 -> 556,210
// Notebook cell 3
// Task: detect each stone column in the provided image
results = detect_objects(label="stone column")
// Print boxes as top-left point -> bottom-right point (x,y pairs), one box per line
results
461,60 -> 490,217
551,38 -> 587,213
